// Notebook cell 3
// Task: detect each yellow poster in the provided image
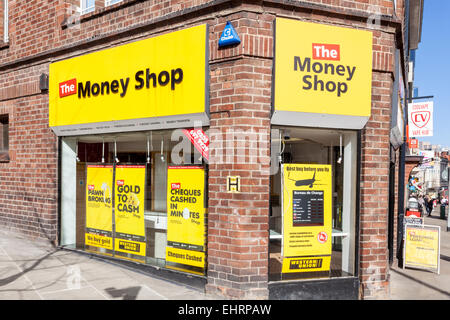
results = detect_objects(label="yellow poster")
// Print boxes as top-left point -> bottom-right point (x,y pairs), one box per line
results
282,164 -> 332,273
166,166 -> 206,274
85,165 -> 114,250
114,165 -> 146,256
404,226 -> 440,272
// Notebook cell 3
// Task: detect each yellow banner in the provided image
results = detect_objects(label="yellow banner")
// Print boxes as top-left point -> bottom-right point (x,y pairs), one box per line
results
166,247 -> 205,268
274,18 -> 372,118
85,165 -> 113,249
282,164 -> 332,272
405,226 -> 440,270
282,256 -> 331,273
85,233 -> 113,250
49,24 -> 207,130
166,166 -> 206,272
114,165 -> 146,256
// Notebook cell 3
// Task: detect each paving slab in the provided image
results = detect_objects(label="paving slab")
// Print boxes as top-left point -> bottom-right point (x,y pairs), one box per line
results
389,207 -> 450,300
0,228 -> 209,300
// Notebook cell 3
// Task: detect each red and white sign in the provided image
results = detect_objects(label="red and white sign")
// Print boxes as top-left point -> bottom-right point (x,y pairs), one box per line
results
408,101 -> 433,137
171,183 -> 181,189
317,232 -> 328,244
88,185 -> 95,191
183,128 -> 209,162
116,180 -> 124,186
312,43 -> 340,61
409,138 -> 418,149
59,78 -> 77,98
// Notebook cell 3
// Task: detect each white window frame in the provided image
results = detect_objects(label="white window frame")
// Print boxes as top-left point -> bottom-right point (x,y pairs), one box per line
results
3,0 -> 8,43
80,0 -> 95,15
105,0 -> 123,7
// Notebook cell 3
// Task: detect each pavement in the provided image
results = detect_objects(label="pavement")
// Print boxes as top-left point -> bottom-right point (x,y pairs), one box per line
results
389,206 -> 450,300
0,207 -> 449,300
0,228 -> 211,300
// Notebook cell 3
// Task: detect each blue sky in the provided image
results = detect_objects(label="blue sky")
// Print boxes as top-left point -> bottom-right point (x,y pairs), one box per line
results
413,0 -> 450,148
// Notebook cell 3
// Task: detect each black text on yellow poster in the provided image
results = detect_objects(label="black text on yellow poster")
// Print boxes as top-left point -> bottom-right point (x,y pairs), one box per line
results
282,164 -> 332,273
114,165 -> 146,256
404,226 -> 440,272
85,165 -> 114,250
166,166 -> 206,274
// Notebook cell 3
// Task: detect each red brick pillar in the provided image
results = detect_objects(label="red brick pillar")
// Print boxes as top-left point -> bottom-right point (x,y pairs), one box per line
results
206,57 -> 272,299
359,30 -> 395,299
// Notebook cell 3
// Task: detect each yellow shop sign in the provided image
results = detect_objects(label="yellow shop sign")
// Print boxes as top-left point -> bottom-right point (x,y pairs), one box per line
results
272,18 -> 373,129
49,24 -> 208,136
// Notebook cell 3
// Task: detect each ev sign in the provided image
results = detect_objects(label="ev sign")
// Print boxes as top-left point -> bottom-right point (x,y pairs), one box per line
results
408,101 -> 433,137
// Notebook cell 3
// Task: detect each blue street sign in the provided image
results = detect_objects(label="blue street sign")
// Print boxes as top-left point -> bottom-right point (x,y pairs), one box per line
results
218,21 -> 241,47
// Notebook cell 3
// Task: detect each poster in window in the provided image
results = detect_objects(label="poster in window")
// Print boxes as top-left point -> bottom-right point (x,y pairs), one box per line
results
114,165 -> 146,257
166,166 -> 206,275
281,164 -> 332,273
85,165 -> 114,250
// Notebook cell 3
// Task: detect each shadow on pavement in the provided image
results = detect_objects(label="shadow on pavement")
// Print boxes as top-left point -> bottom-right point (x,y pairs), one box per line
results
0,250 -> 58,287
105,286 -> 142,300
390,268 -> 450,298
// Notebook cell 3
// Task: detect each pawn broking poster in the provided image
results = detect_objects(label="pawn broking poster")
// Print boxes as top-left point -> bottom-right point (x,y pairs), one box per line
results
281,164 -> 332,273
85,165 -> 114,250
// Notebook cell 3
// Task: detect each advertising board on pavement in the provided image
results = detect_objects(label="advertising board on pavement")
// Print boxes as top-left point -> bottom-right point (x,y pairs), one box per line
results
403,224 -> 440,274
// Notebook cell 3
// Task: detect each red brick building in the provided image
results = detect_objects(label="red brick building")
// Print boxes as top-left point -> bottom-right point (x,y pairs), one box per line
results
0,0 -> 423,300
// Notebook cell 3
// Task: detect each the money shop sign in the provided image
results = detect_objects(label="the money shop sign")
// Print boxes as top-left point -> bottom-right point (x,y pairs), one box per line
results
166,166 -> 206,275
273,18 -> 373,129
49,24 -> 208,136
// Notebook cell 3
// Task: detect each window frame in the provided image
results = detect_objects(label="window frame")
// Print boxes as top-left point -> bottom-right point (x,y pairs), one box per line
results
105,0 -> 123,7
80,0 -> 95,15
0,114 -> 9,162
3,0 -> 8,43
269,126 -> 359,281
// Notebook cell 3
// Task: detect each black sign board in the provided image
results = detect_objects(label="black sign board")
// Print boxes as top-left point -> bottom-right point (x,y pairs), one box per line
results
292,190 -> 324,226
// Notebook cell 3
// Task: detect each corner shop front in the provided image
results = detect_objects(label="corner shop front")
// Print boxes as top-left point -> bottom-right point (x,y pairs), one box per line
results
49,18 -> 374,299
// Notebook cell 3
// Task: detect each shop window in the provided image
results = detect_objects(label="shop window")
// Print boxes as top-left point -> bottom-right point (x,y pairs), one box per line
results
105,0 -> 122,7
80,0 -> 95,15
269,127 -> 358,281
60,129 -> 208,276
0,114 -> 9,162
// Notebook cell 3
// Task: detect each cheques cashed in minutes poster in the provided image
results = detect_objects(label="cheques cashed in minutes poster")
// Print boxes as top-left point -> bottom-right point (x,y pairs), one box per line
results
85,165 -> 114,250
281,164 -> 332,273
166,166 -> 206,275
114,165 -> 146,257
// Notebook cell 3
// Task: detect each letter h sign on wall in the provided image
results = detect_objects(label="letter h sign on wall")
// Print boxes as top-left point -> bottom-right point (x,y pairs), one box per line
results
227,176 -> 241,193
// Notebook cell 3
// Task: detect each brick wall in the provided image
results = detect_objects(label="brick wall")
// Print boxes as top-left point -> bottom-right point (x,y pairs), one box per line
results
0,88 -> 58,242
359,28 -> 396,297
207,56 -> 272,299
0,0 -> 400,65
